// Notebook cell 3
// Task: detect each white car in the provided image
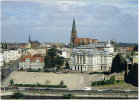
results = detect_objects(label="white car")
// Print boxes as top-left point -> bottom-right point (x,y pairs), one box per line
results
83,87 -> 92,90
97,89 -> 103,92
124,89 -> 131,92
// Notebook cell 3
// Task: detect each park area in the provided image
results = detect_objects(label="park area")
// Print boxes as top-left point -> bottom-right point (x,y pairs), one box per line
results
2,71 -> 137,90
3,71 -> 104,89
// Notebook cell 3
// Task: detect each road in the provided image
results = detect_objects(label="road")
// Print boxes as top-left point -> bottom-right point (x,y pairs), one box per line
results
1,59 -> 19,84
1,87 -> 138,99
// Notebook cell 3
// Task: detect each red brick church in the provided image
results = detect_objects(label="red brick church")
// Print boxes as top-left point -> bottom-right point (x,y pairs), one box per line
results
70,18 -> 98,47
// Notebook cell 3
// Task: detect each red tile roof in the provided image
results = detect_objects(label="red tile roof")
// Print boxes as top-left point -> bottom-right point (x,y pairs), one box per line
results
19,55 -> 44,62
75,38 -> 98,44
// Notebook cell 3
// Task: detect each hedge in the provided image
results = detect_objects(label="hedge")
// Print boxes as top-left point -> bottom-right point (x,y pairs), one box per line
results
91,76 -> 116,86
14,84 -> 67,88
89,71 -> 111,75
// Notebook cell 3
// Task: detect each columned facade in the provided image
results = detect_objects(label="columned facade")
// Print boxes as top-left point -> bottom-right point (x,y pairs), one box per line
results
70,43 -> 114,72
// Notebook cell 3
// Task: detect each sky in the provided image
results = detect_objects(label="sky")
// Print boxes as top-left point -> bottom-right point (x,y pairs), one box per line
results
1,1 -> 138,43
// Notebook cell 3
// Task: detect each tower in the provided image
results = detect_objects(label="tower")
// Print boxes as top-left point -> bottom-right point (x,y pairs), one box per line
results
70,18 -> 78,47
27,35 -> 32,48
28,35 -> 31,43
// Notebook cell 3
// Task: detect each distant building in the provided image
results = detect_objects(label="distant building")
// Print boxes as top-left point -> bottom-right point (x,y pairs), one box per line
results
70,18 -> 98,47
19,55 -> 44,70
26,48 -> 47,56
57,48 -> 72,59
27,35 -> 40,48
0,48 -> 4,66
70,41 -> 114,72
3,49 -> 21,63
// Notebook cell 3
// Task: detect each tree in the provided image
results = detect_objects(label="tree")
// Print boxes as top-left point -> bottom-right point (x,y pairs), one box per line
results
132,45 -> 138,51
11,92 -> 24,99
127,63 -> 138,87
44,45 -> 64,70
130,51 -> 136,56
111,54 -> 127,73
45,80 -> 50,85
10,79 -> 14,86
60,80 -> 64,86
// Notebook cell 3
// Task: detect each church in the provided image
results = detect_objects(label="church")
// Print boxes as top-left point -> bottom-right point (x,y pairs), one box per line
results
27,35 -> 40,48
70,18 -> 98,47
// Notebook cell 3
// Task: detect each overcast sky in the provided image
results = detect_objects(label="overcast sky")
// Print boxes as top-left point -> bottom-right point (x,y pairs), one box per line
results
1,1 -> 138,43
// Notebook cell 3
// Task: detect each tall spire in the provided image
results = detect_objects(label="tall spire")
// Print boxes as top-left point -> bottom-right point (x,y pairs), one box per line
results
70,17 -> 78,47
72,17 -> 77,34
28,35 -> 31,43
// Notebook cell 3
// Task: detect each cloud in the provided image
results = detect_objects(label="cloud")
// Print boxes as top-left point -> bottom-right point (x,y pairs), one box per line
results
1,1 -> 138,43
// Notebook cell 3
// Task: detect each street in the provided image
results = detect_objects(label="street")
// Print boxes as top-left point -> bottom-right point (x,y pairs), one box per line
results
1,59 -> 19,84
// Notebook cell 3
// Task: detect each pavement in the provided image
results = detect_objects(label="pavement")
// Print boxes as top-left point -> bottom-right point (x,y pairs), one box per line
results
1,59 -> 19,84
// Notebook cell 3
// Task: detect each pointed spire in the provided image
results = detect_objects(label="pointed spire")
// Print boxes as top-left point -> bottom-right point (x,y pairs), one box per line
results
72,17 -> 77,33
28,35 -> 31,43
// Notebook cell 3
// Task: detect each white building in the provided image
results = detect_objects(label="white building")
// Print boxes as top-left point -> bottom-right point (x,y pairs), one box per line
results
19,55 -> 44,70
57,48 -> 72,59
70,42 -> 115,72
3,50 -> 21,63
0,50 -> 4,67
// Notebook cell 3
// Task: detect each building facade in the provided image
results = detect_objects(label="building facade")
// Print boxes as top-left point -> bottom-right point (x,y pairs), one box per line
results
70,42 -> 114,72
26,48 -> 47,56
3,50 -> 21,63
19,55 -> 44,70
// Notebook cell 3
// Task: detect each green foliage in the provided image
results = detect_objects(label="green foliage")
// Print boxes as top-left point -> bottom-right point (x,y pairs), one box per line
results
11,92 -> 24,99
111,54 -> 127,73
44,45 -> 64,70
89,71 -> 111,75
2,44 -> 7,49
20,67 -> 23,71
60,80 -> 64,86
126,63 -> 138,87
10,79 -> 14,86
14,84 -> 67,88
26,68 -> 40,72
91,76 -> 116,86
130,51 -> 136,56
63,94 -> 75,99
132,45 -> 138,51
91,82 -> 96,86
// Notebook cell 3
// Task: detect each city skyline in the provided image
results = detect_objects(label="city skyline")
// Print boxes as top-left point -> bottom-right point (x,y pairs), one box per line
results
2,1 -> 138,43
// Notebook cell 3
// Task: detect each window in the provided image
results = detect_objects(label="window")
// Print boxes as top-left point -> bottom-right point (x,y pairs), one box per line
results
36,59 -> 40,62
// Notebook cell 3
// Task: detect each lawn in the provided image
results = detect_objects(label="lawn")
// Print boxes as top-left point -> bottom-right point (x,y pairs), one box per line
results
92,80 -> 125,87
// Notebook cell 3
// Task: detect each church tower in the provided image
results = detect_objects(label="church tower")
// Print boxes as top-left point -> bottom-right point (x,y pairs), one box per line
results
28,35 -> 31,43
70,18 -> 78,47
27,35 -> 32,48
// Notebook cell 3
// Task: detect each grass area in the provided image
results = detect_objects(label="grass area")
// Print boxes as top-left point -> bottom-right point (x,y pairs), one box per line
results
92,80 -> 125,87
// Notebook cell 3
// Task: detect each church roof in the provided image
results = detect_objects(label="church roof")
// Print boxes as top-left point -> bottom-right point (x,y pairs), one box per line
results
74,38 -> 98,44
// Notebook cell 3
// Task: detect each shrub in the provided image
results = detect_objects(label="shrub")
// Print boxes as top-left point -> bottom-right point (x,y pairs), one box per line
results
14,84 -> 67,88
63,94 -> 75,99
60,80 -> 64,86
11,92 -> 24,99
97,81 -> 101,85
91,82 -> 96,86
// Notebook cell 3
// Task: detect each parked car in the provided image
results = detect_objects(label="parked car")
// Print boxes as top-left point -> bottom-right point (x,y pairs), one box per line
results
12,86 -> 19,89
124,89 -> 131,92
97,89 -> 103,92
28,87 -> 35,91
83,87 -> 92,91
